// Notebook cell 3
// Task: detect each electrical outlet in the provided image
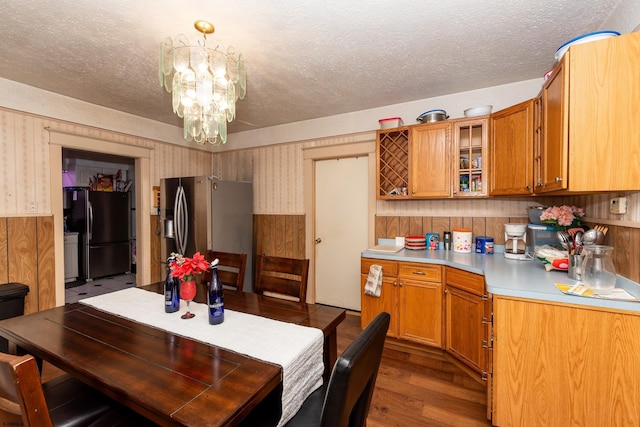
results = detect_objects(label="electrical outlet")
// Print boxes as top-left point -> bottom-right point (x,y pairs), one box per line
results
610,197 -> 627,214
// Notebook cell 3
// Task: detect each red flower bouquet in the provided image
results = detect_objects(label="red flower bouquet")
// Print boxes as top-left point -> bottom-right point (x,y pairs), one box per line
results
169,252 -> 210,281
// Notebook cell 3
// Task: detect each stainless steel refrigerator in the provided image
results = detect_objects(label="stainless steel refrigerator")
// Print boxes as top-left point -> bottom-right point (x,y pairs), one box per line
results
160,176 -> 254,292
64,187 -> 131,281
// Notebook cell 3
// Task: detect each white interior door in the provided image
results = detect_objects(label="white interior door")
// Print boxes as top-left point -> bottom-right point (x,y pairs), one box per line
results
315,156 -> 368,311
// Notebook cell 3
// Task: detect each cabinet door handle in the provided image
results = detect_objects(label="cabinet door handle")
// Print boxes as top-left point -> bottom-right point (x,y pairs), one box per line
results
482,339 -> 493,349
393,281 -> 398,287
555,177 -> 563,182
481,316 -> 492,324
412,271 -> 425,275
481,294 -> 489,301
481,372 -> 490,381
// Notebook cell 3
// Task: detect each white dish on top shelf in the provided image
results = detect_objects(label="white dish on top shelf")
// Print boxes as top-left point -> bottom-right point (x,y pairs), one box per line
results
554,30 -> 620,61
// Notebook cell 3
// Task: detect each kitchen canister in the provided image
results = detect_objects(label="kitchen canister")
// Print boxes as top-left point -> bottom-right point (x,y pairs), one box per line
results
475,236 -> 494,254
426,233 -> 439,250
452,229 -> 473,253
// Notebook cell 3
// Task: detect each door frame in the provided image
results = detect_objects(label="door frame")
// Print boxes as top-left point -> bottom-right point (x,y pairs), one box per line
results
303,137 -> 376,304
49,130 -> 152,306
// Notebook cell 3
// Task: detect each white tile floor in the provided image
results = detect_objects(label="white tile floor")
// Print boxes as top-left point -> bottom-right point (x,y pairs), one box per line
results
65,274 -> 136,304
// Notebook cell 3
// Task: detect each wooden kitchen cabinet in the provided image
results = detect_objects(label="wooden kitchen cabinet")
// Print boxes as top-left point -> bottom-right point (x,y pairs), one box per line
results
360,258 -> 399,336
410,122 -> 452,198
361,258 -> 443,347
444,267 -> 492,375
493,296 -> 640,426
376,127 -> 410,199
452,117 -> 489,197
489,100 -> 535,196
539,31 -> 640,193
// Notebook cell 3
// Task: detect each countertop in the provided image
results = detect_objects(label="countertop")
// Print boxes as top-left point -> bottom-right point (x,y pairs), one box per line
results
362,245 -> 640,313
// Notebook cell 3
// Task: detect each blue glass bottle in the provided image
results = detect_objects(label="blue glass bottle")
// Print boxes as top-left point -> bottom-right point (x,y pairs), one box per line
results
164,256 -> 180,313
208,259 -> 224,324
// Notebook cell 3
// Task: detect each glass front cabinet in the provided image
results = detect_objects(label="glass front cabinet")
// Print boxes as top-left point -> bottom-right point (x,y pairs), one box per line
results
453,118 -> 488,197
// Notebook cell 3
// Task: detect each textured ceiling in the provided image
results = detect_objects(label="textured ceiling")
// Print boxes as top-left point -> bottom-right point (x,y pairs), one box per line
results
0,0 -> 622,134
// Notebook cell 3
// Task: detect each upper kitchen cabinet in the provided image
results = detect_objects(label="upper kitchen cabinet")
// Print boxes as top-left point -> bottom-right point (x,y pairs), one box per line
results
410,122 -> 452,198
453,117 -> 489,197
539,31 -> 640,193
377,118 -> 489,199
377,127 -> 410,199
489,100 -> 535,196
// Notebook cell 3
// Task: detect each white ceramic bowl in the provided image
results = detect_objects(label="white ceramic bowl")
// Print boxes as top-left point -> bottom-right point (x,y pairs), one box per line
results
464,105 -> 493,117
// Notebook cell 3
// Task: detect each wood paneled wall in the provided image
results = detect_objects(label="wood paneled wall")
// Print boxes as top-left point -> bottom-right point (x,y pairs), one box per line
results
376,215 -> 640,283
0,216 -> 56,314
150,214 -> 306,283
253,214 -> 305,259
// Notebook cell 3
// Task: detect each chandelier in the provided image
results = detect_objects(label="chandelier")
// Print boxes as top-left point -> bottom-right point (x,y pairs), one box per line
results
159,20 -> 246,145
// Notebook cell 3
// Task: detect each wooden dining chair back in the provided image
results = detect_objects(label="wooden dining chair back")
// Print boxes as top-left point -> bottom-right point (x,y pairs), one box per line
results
0,352 -> 114,426
203,250 -> 248,291
254,255 -> 310,301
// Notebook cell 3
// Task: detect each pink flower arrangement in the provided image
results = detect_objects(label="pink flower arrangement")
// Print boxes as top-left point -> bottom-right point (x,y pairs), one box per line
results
540,205 -> 585,228
169,252 -> 210,281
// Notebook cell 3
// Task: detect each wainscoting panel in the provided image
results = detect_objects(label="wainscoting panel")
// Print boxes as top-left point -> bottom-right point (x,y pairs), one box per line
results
150,214 -> 162,283
7,217 -> 38,313
36,216 -> 56,310
253,214 -> 305,259
0,219 -> 7,283
0,216 -> 56,313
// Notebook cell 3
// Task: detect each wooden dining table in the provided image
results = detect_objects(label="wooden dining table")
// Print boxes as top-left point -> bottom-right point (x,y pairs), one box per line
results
0,283 -> 346,426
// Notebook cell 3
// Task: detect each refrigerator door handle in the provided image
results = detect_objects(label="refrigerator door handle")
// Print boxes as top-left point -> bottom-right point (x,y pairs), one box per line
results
175,185 -> 189,255
88,201 -> 93,241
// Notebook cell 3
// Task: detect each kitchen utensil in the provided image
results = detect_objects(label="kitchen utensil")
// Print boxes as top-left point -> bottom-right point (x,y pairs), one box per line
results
595,231 -> 605,244
416,109 -> 448,123
556,230 -> 572,252
582,229 -> 598,246
574,231 -> 584,247
464,105 -> 493,117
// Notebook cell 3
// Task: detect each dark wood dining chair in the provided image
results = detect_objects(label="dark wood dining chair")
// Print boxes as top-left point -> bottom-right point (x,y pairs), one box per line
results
0,352 -> 115,426
239,311 -> 390,427
254,254 -> 310,302
203,250 -> 248,291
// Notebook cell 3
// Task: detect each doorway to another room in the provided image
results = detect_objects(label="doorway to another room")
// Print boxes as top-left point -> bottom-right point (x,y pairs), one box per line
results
62,148 -> 137,304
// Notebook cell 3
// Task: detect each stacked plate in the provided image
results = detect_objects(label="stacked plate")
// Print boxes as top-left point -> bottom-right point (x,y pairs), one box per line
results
555,30 -> 620,61
405,235 -> 426,250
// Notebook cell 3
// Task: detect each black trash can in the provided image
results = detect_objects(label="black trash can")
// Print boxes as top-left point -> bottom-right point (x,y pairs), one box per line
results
0,282 -> 29,353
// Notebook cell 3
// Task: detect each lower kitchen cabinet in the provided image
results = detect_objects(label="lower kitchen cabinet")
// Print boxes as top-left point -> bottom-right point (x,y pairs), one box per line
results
444,267 -> 492,375
361,258 -> 443,347
493,296 -> 640,426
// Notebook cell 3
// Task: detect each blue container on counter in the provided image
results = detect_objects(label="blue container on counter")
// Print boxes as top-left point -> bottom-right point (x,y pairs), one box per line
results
426,233 -> 439,250
476,236 -> 494,254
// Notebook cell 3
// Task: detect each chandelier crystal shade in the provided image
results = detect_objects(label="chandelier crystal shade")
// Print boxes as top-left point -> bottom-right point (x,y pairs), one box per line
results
159,20 -> 246,145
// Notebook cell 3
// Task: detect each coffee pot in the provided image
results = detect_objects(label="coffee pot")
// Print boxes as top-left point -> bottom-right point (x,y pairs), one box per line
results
504,223 -> 528,260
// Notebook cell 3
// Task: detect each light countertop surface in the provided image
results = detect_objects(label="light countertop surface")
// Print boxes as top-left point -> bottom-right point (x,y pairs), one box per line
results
362,244 -> 640,313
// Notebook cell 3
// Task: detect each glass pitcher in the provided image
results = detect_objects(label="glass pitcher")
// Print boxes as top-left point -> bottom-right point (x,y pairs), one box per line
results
581,245 -> 616,294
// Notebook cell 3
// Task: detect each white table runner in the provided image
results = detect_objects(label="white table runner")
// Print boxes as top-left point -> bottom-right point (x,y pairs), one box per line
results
81,287 -> 323,426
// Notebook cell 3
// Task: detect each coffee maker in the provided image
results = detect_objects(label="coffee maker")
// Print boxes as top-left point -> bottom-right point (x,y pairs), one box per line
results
504,223 -> 528,260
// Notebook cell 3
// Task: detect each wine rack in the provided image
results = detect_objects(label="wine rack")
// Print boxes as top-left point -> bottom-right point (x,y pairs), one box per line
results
377,127 -> 409,199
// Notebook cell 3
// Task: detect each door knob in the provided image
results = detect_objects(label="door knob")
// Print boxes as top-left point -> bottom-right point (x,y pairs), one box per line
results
315,238 -> 322,244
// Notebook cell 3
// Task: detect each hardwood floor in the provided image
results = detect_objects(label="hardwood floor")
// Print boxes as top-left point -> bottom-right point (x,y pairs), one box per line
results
338,312 -> 492,427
